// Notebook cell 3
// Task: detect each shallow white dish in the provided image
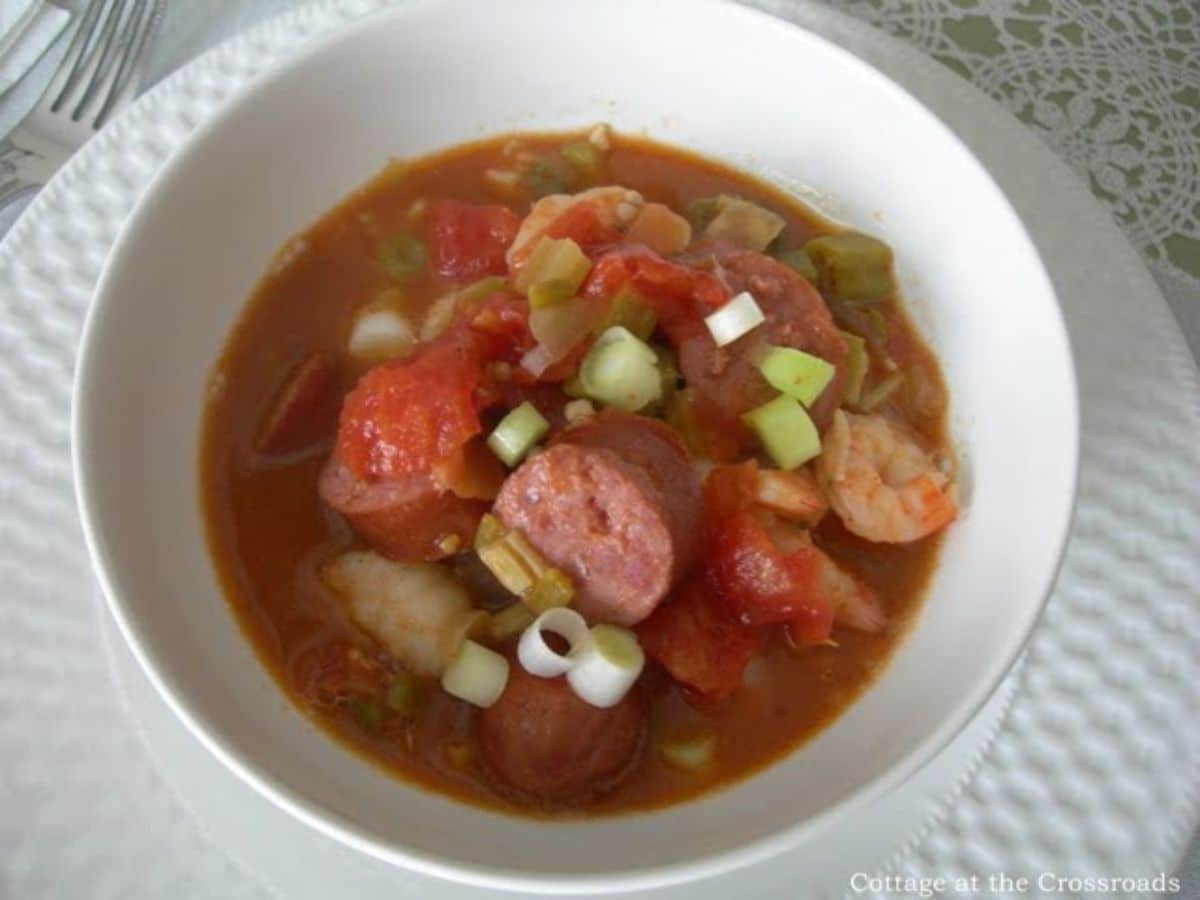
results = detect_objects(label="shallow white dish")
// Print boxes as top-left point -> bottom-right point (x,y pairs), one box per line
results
70,0 -> 1076,892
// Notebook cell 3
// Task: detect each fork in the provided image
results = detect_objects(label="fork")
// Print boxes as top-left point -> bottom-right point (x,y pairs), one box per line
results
0,0 -> 162,209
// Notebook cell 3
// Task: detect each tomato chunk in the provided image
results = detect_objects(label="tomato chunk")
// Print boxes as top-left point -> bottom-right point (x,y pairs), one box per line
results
637,577 -> 763,703
335,333 -> 484,482
427,199 -> 520,281
543,202 -> 623,253
582,246 -> 729,332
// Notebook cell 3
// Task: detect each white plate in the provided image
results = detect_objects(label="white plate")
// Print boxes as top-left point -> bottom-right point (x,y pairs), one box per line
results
1,1 -> 1197,898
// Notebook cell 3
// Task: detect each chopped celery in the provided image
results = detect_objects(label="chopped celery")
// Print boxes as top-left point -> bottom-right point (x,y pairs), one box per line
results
488,603 -> 536,643
776,248 -> 818,284
474,512 -> 506,550
579,326 -> 662,411
386,673 -> 420,718
757,346 -> 835,407
514,236 -> 592,296
528,278 -> 577,309
476,538 -> 537,596
596,284 -> 657,341
560,141 -> 601,178
804,232 -> 894,301
525,568 -> 575,613
378,233 -> 426,279
741,394 -> 821,470
503,530 -> 549,583
348,695 -> 385,734
685,197 -> 720,233
703,196 -> 786,251
839,330 -> 869,405
858,371 -> 905,412
487,402 -> 550,467
658,728 -> 716,772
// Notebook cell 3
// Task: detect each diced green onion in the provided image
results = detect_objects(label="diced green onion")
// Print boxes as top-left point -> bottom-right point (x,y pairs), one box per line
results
560,141 -> 601,178
566,624 -> 645,708
348,695 -> 385,734
596,284 -> 657,341
685,197 -> 720,233
741,394 -> 822,470
474,512 -> 506,550
776,248 -> 818,284
347,306 -> 415,364
658,728 -> 716,772
804,232 -> 894,301
839,330 -> 868,405
858,371 -> 905,412
525,567 -> 575,613
757,346 -> 835,407
704,290 -> 765,347
517,607 -> 591,677
386,673 -> 420,718
441,639 -> 509,708
476,539 -> 537,596
702,195 -> 786,252
487,401 -> 550,467
488,603 -> 536,643
579,326 -> 662,411
378,233 -> 426,279
514,236 -> 592,296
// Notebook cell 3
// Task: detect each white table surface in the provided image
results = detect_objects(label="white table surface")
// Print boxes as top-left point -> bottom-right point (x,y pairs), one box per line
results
1,0 -> 1196,893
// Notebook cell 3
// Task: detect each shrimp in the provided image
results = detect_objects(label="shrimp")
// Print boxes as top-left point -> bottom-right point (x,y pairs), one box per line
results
815,410 -> 957,543
507,185 -> 644,268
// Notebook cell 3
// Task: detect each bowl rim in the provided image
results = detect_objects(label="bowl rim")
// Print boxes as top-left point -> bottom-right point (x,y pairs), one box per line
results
71,0 -> 1080,892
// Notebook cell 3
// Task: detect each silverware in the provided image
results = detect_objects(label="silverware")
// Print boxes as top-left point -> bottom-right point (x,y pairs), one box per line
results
0,0 -> 162,209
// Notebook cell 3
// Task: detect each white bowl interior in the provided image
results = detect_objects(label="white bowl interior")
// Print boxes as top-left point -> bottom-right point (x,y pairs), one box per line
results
74,0 -> 1077,892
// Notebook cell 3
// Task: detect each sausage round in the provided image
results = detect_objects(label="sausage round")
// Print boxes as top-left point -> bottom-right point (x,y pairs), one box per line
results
493,410 -> 701,626
319,456 -> 485,561
477,663 -> 646,805
673,244 -> 847,453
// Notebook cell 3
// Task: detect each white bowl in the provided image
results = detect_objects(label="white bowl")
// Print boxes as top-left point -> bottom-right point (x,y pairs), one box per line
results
72,0 -> 1078,892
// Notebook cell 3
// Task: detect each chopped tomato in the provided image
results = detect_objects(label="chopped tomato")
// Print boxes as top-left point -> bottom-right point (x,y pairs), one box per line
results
705,511 -> 836,645
702,460 -> 759,522
463,291 -> 534,362
637,577 -> 763,703
543,202 -> 623,253
335,332 -> 484,482
427,199 -> 520,281
582,246 -> 729,332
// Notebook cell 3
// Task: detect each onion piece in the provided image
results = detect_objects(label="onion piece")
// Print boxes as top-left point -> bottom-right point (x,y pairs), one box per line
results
704,291 -> 765,347
518,608 -> 591,678
347,306 -> 415,364
441,639 -> 509,708
566,624 -> 645,708
563,398 -> 595,423
578,326 -> 661,411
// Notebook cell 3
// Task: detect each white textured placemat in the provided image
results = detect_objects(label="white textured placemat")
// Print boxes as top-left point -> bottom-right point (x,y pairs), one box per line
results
0,2 -> 1197,898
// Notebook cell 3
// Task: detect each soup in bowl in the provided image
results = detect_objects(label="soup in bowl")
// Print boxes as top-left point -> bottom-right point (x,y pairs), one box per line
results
73,0 -> 1076,891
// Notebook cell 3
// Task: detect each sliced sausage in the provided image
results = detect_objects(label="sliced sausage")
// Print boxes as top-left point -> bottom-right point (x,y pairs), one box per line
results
319,456 -> 485,561
255,351 -> 341,456
477,663 -> 646,806
672,244 -> 847,453
493,411 -> 701,626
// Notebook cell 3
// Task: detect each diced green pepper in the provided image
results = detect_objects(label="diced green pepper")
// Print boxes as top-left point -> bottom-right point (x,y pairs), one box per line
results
839,330 -> 869,405
487,402 -> 550,467
378,233 -> 427,279
804,232 -> 894,301
776,248 -> 818,284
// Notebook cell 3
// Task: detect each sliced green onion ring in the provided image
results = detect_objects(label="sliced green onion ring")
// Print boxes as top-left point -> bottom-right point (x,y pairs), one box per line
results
487,401 -> 550,467
518,607 -> 592,678
440,639 -> 509,708
566,624 -> 645,708
579,326 -> 662,411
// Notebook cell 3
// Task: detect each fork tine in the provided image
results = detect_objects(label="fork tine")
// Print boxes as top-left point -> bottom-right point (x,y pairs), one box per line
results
68,0 -> 133,120
94,0 -> 160,128
48,0 -> 111,113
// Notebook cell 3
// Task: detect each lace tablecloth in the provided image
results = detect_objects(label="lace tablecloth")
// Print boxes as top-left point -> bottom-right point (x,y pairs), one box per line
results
1,0 -> 1195,889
